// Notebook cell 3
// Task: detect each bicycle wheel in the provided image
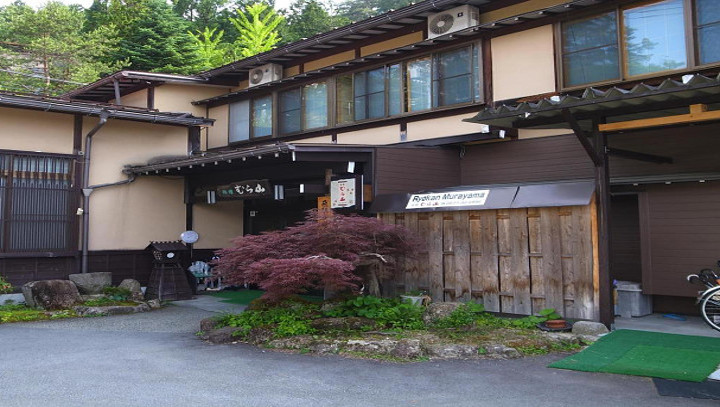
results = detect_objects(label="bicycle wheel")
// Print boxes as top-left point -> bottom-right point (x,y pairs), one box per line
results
700,286 -> 720,332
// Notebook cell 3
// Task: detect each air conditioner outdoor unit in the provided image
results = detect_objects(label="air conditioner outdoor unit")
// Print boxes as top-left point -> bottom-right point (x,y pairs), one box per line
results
248,63 -> 283,87
427,5 -> 479,39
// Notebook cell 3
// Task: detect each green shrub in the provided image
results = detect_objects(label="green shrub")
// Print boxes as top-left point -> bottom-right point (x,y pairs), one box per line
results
102,286 -> 132,301
323,295 -> 425,330
433,303 -> 485,329
216,300 -> 319,338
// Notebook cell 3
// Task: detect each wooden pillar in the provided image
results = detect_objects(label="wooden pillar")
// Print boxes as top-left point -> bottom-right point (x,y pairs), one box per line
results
594,127 -> 614,327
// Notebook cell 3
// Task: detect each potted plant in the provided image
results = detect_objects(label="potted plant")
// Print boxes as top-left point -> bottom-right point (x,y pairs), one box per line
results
400,290 -> 430,306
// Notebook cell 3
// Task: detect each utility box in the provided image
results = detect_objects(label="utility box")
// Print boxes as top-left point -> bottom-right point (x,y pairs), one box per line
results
615,281 -> 653,318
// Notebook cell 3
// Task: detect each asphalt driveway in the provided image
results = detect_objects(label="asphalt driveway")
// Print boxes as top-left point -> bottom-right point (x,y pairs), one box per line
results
0,297 -> 715,407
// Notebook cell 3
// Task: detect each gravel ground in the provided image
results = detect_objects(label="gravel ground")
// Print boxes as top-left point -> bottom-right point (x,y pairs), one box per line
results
16,294 -> 246,333
1,295 -> 716,407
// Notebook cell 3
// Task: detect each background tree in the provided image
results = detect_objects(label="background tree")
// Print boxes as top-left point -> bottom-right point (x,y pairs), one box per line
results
230,2 -> 284,58
0,1 -> 124,95
213,210 -> 422,300
336,0 -> 413,22
118,0 -> 204,74
279,0 -> 349,44
190,26 -> 235,70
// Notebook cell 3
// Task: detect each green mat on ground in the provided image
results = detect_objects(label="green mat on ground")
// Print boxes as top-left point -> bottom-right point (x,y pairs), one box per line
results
549,329 -> 720,382
209,289 -> 323,305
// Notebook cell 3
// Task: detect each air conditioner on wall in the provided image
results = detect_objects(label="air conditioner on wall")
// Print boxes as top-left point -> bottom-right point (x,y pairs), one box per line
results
248,63 -> 283,87
427,5 -> 480,39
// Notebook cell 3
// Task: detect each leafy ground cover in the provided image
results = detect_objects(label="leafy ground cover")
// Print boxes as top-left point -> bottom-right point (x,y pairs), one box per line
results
0,297 -> 153,324
208,296 -> 582,360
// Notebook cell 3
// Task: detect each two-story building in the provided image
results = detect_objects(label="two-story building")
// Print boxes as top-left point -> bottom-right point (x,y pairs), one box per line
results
2,0 -> 719,325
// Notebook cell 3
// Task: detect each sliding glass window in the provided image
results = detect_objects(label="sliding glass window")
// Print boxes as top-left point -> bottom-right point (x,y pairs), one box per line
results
279,88 -> 302,134
561,12 -> 620,87
279,82 -> 327,134
623,0 -> 686,77
251,95 -> 272,138
696,0 -> 720,65
407,57 -> 431,112
303,82 -> 327,130
433,47 -> 473,107
354,67 -> 386,121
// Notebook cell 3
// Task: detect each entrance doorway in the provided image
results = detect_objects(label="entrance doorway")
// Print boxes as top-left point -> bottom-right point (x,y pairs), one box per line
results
243,197 -> 317,235
610,194 -> 642,284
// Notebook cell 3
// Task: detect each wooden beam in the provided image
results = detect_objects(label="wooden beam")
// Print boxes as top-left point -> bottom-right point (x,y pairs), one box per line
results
562,109 -> 601,166
607,147 -> 673,164
599,104 -> 720,132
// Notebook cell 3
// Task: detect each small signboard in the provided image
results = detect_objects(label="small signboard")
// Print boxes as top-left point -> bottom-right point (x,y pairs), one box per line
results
330,178 -> 356,208
406,189 -> 490,209
216,179 -> 272,200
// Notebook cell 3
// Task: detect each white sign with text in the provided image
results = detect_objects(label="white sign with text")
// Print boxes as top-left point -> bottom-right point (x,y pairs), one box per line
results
406,190 -> 490,209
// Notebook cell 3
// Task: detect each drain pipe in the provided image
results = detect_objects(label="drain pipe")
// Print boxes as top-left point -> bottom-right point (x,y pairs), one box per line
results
80,112 -> 109,274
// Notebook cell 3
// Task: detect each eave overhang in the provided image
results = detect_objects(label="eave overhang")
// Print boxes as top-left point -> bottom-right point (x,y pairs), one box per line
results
0,91 -> 213,127
465,73 -> 720,129
62,70 -> 209,103
124,143 -> 375,176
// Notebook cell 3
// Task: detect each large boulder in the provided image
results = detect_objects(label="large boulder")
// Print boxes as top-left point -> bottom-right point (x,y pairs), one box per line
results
118,279 -> 144,301
422,302 -> 463,325
68,272 -> 112,295
571,321 -> 609,337
22,280 -> 82,310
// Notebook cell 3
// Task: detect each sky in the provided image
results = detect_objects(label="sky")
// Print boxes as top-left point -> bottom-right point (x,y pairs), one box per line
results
0,0 -> 296,11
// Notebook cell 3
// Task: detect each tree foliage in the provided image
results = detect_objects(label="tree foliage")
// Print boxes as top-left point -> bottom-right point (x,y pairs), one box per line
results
336,0 -> 414,22
230,2 -> 284,58
279,0 -> 349,44
213,210 -> 422,301
190,26 -> 236,70
0,1 -> 124,95
117,0 -> 204,74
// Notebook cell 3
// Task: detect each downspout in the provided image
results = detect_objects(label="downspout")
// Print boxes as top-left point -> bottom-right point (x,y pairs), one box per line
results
80,112 -> 109,274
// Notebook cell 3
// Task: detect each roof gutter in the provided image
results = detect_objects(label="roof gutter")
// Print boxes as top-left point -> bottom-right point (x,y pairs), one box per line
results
0,93 -> 213,126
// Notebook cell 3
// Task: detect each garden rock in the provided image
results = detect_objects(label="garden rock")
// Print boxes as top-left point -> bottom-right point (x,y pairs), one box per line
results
345,339 -> 397,354
542,332 -> 580,344
310,317 -> 377,332
309,342 -> 340,354
247,327 -> 274,344
200,317 -> 219,332
424,343 -> 478,359
422,302 -> 463,324
146,299 -> 161,309
391,339 -> 422,359
484,344 -> 521,359
22,280 -> 81,310
268,335 -> 315,350
68,272 -> 111,295
118,279 -> 144,301
206,327 -> 244,344
572,321 -> 609,336
73,303 -> 150,317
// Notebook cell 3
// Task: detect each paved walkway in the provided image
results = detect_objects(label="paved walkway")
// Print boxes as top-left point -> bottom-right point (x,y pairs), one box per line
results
0,295 -> 716,407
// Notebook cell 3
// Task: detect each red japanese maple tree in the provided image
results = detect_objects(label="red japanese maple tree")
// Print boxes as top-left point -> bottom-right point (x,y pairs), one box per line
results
213,210 -> 421,300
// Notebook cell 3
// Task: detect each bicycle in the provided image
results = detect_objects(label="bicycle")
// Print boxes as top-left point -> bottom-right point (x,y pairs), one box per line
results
687,267 -> 720,332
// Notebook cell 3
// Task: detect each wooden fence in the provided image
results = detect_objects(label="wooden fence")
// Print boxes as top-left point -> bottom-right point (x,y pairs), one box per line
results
380,202 -> 599,320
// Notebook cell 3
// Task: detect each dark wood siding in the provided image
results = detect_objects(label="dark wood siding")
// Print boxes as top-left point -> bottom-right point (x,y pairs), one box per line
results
610,123 -> 720,178
461,135 -> 594,185
640,181 -> 720,297
610,194 -> 642,283
374,147 -> 460,195
0,249 -> 219,289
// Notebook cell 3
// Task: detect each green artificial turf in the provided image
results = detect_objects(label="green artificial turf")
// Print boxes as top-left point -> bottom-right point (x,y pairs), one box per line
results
209,289 -> 322,305
549,329 -> 720,382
